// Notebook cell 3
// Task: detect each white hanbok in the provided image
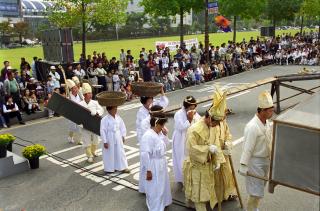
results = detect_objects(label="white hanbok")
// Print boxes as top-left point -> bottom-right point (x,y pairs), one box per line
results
136,95 -> 169,193
68,93 -> 82,133
136,95 -> 169,143
141,129 -> 172,211
240,115 -> 272,197
172,107 -> 200,182
100,113 -> 128,172
79,99 -> 104,147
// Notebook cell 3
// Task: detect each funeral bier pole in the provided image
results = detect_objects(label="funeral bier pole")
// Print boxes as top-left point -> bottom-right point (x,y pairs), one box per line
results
59,65 -> 69,98
229,155 -> 244,208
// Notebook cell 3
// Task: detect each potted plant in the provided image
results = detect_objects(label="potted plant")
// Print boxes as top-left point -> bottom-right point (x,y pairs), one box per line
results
22,144 -> 46,169
0,134 -> 16,158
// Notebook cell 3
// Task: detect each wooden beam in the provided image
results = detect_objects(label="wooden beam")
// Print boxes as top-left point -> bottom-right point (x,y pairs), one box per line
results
279,82 -> 315,95
164,77 -> 277,113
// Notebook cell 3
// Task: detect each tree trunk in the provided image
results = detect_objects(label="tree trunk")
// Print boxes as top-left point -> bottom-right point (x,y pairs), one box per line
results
81,0 -> 86,64
233,16 -> 237,43
204,0 -> 209,63
115,24 -> 119,40
300,15 -> 304,35
318,17 -> 320,41
19,33 -> 22,46
179,6 -> 184,48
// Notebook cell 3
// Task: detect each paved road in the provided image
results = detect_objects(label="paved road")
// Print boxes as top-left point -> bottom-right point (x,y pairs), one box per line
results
0,65 -> 319,211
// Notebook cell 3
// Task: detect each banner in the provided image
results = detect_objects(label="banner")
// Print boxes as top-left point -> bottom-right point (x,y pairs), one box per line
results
208,2 -> 218,15
155,38 -> 199,52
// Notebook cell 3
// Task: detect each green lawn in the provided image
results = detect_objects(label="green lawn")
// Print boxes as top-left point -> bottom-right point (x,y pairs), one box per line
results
0,29 -> 307,69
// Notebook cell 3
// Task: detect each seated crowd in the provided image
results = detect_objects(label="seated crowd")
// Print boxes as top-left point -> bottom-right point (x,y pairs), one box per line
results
0,31 -> 319,128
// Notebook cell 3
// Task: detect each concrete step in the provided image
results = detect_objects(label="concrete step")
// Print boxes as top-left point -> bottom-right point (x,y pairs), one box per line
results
9,109 -> 49,125
0,151 -> 30,178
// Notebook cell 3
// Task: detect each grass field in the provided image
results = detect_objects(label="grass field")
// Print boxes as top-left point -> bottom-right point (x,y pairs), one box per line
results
0,29 -> 308,69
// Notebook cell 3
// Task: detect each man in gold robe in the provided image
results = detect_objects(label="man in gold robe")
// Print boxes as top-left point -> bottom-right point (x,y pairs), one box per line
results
183,87 -> 227,211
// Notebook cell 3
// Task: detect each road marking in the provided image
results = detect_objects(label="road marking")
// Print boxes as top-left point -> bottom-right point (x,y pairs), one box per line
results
202,90 -> 251,108
41,131 -> 137,160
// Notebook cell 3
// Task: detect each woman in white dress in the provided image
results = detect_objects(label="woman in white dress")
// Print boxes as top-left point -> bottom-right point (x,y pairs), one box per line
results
141,114 -> 172,211
139,105 -> 166,194
100,106 -> 130,173
172,96 -> 200,183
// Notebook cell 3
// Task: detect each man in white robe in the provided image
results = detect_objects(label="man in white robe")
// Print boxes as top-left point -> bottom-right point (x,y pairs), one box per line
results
79,83 -> 104,163
141,115 -> 172,211
66,79 -> 83,144
100,106 -> 129,173
239,91 -> 274,211
172,96 -> 201,184
136,87 -> 169,144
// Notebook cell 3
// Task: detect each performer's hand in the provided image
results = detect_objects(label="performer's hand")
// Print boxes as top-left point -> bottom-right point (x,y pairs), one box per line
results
162,126 -> 168,136
187,110 -> 195,122
214,163 -> 221,171
209,144 -> 218,154
104,143 -> 109,149
239,164 -> 248,176
223,149 -> 231,156
160,85 -> 165,95
146,171 -> 152,181
90,111 -> 96,116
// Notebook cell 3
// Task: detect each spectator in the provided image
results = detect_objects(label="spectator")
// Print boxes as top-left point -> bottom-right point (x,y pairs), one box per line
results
87,62 -> 98,85
2,95 -> 25,127
31,57 -> 38,80
47,75 -> 55,94
4,71 -> 21,110
138,54 -> 147,80
49,66 -> 61,88
65,64 -> 75,79
105,72 -> 113,91
74,64 -> 86,80
113,70 -> 121,91
1,61 -> 11,82
120,49 -> 127,66
20,57 -> 31,71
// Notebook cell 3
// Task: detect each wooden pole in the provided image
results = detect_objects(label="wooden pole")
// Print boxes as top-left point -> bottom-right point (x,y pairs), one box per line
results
229,155 -> 244,208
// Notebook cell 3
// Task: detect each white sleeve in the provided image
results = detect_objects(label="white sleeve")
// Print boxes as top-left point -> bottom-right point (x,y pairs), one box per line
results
119,117 -> 127,138
55,72 -> 60,80
174,112 -> 190,131
3,104 -> 10,113
100,119 -> 108,144
154,95 -> 169,108
240,125 -> 258,166
140,135 -> 151,171
96,101 -> 104,116
14,103 -> 19,111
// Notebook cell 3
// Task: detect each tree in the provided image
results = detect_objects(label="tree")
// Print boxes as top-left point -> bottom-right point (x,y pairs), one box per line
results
265,0 -> 303,27
0,21 -> 12,47
140,0 -> 203,46
13,21 -> 29,45
48,0 -> 128,59
219,0 -> 265,42
299,0 -> 320,36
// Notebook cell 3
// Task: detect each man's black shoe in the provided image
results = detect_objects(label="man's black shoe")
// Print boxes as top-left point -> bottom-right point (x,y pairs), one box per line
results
19,121 -> 26,125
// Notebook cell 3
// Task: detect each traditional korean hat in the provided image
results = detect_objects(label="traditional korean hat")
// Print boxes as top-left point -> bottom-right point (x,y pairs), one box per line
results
72,76 -> 80,85
208,86 -> 227,120
82,83 -> 92,94
258,90 -> 273,109
66,79 -> 76,89
184,96 -> 197,105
